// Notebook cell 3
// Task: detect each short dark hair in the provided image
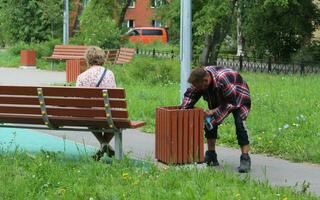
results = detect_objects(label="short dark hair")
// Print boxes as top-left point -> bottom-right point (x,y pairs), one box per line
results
188,67 -> 207,84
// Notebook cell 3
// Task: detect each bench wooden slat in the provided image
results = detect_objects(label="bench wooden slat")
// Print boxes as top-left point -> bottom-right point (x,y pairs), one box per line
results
47,108 -> 128,118
43,87 -> 125,98
130,121 -> 146,128
113,47 -> 135,64
51,116 -> 131,128
54,45 -> 89,49
0,86 -> 125,98
119,48 -> 136,53
54,49 -> 88,52
51,51 -> 86,54
44,45 -> 90,61
0,96 -> 127,108
119,51 -> 136,56
0,105 -> 128,118
47,56 -> 85,59
0,114 -> 132,128
118,55 -> 134,60
53,52 -> 85,56
46,98 -> 127,108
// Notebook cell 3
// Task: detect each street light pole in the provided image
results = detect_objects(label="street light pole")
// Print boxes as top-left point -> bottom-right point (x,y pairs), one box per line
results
63,0 -> 69,44
180,0 -> 192,102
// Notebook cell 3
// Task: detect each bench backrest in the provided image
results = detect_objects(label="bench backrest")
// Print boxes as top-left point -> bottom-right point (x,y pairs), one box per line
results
105,49 -> 119,63
49,45 -> 89,60
114,47 -> 135,64
0,86 -> 132,129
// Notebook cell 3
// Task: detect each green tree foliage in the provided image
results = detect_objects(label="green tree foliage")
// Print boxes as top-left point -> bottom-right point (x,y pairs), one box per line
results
0,0 -> 63,44
74,0 -> 122,48
242,0 -> 320,60
158,0 -> 235,65
158,0 -> 320,63
156,0 -> 180,43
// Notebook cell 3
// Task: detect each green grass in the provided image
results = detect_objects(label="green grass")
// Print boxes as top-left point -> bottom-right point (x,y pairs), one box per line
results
0,151 -> 318,200
0,50 -> 65,71
108,58 -> 320,164
0,50 -> 319,163
0,50 -> 20,67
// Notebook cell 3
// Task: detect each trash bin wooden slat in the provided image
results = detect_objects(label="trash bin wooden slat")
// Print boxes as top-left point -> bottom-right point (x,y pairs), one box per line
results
66,59 -> 87,82
155,106 -> 204,164
178,111 -> 183,163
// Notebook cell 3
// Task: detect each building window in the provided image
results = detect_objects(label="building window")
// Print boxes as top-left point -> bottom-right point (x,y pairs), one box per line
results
151,0 -> 163,8
128,0 -> 136,8
152,20 -> 162,27
123,20 -> 135,28
127,20 -> 135,28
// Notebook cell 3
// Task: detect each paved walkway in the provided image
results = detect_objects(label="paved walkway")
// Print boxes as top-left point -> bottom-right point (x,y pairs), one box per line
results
0,67 -> 319,196
0,67 -> 65,85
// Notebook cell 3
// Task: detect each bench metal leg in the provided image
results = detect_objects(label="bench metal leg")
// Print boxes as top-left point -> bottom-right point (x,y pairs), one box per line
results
114,129 -> 123,160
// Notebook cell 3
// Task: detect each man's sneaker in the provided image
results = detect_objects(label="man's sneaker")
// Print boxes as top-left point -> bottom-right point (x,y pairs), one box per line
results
238,153 -> 251,173
204,150 -> 219,166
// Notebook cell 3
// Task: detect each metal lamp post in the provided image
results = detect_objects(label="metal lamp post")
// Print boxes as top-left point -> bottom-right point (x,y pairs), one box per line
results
180,0 -> 192,102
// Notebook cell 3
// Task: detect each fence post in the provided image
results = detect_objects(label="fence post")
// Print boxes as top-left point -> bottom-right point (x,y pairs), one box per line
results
239,55 -> 243,71
171,50 -> 174,59
292,63 -> 295,74
268,57 -> 272,73
153,48 -> 156,58
300,60 -> 305,75
136,48 -> 139,55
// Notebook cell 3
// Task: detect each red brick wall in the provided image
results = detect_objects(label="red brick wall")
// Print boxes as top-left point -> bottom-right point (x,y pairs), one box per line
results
125,0 -> 156,27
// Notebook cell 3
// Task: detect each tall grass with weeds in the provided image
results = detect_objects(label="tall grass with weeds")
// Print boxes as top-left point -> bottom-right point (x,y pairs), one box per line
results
0,150 -> 318,199
108,57 -> 320,163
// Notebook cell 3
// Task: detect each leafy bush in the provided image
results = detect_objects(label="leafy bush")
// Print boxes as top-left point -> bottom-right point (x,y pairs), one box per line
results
9,39 -> 60,58
112,57 -> 180,85
74,0 -> 121,49
0,0 -> 63,44
291,41 -> 320,64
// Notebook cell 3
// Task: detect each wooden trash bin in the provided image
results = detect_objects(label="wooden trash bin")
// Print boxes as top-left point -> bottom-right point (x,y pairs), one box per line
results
155,106 -> 204,164
20,50 -> 36,67
66,59 -> 87,83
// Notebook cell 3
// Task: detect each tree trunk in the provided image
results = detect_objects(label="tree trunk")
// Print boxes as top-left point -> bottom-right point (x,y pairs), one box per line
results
200,0 -> 237,65
199,34 -> 213,66
236,1 -> 244,56
117,0 -> 131,28
208,24 -> 222,65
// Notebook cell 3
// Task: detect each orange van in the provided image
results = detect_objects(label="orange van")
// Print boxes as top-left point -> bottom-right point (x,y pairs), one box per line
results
125,27 -> 168,44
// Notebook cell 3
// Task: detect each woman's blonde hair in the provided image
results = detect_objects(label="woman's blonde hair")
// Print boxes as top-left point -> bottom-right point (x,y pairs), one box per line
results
85,46 -> 106,66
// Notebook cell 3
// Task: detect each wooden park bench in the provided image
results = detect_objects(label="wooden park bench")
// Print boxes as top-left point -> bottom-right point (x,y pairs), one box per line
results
43,45 -> 89,61
0,85 -> 145,159
113,47 -> 135,65
105,49 -> 119,63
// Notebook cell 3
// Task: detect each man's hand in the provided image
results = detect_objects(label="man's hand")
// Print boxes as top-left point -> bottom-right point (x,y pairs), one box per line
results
205,110 -> 214,116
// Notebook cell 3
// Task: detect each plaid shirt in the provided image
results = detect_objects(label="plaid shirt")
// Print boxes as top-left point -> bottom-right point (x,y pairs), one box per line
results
180,66 -> 251,126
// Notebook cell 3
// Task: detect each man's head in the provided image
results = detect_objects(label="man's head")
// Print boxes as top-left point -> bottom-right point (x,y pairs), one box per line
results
85,46 -> 106,66
188,67 -> 211,90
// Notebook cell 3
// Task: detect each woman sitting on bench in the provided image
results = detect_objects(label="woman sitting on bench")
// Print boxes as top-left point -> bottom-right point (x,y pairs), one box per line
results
76,46 -> 116,160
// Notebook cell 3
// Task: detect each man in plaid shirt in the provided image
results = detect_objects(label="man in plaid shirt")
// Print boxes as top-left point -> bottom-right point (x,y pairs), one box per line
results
180,66 -> 251,173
